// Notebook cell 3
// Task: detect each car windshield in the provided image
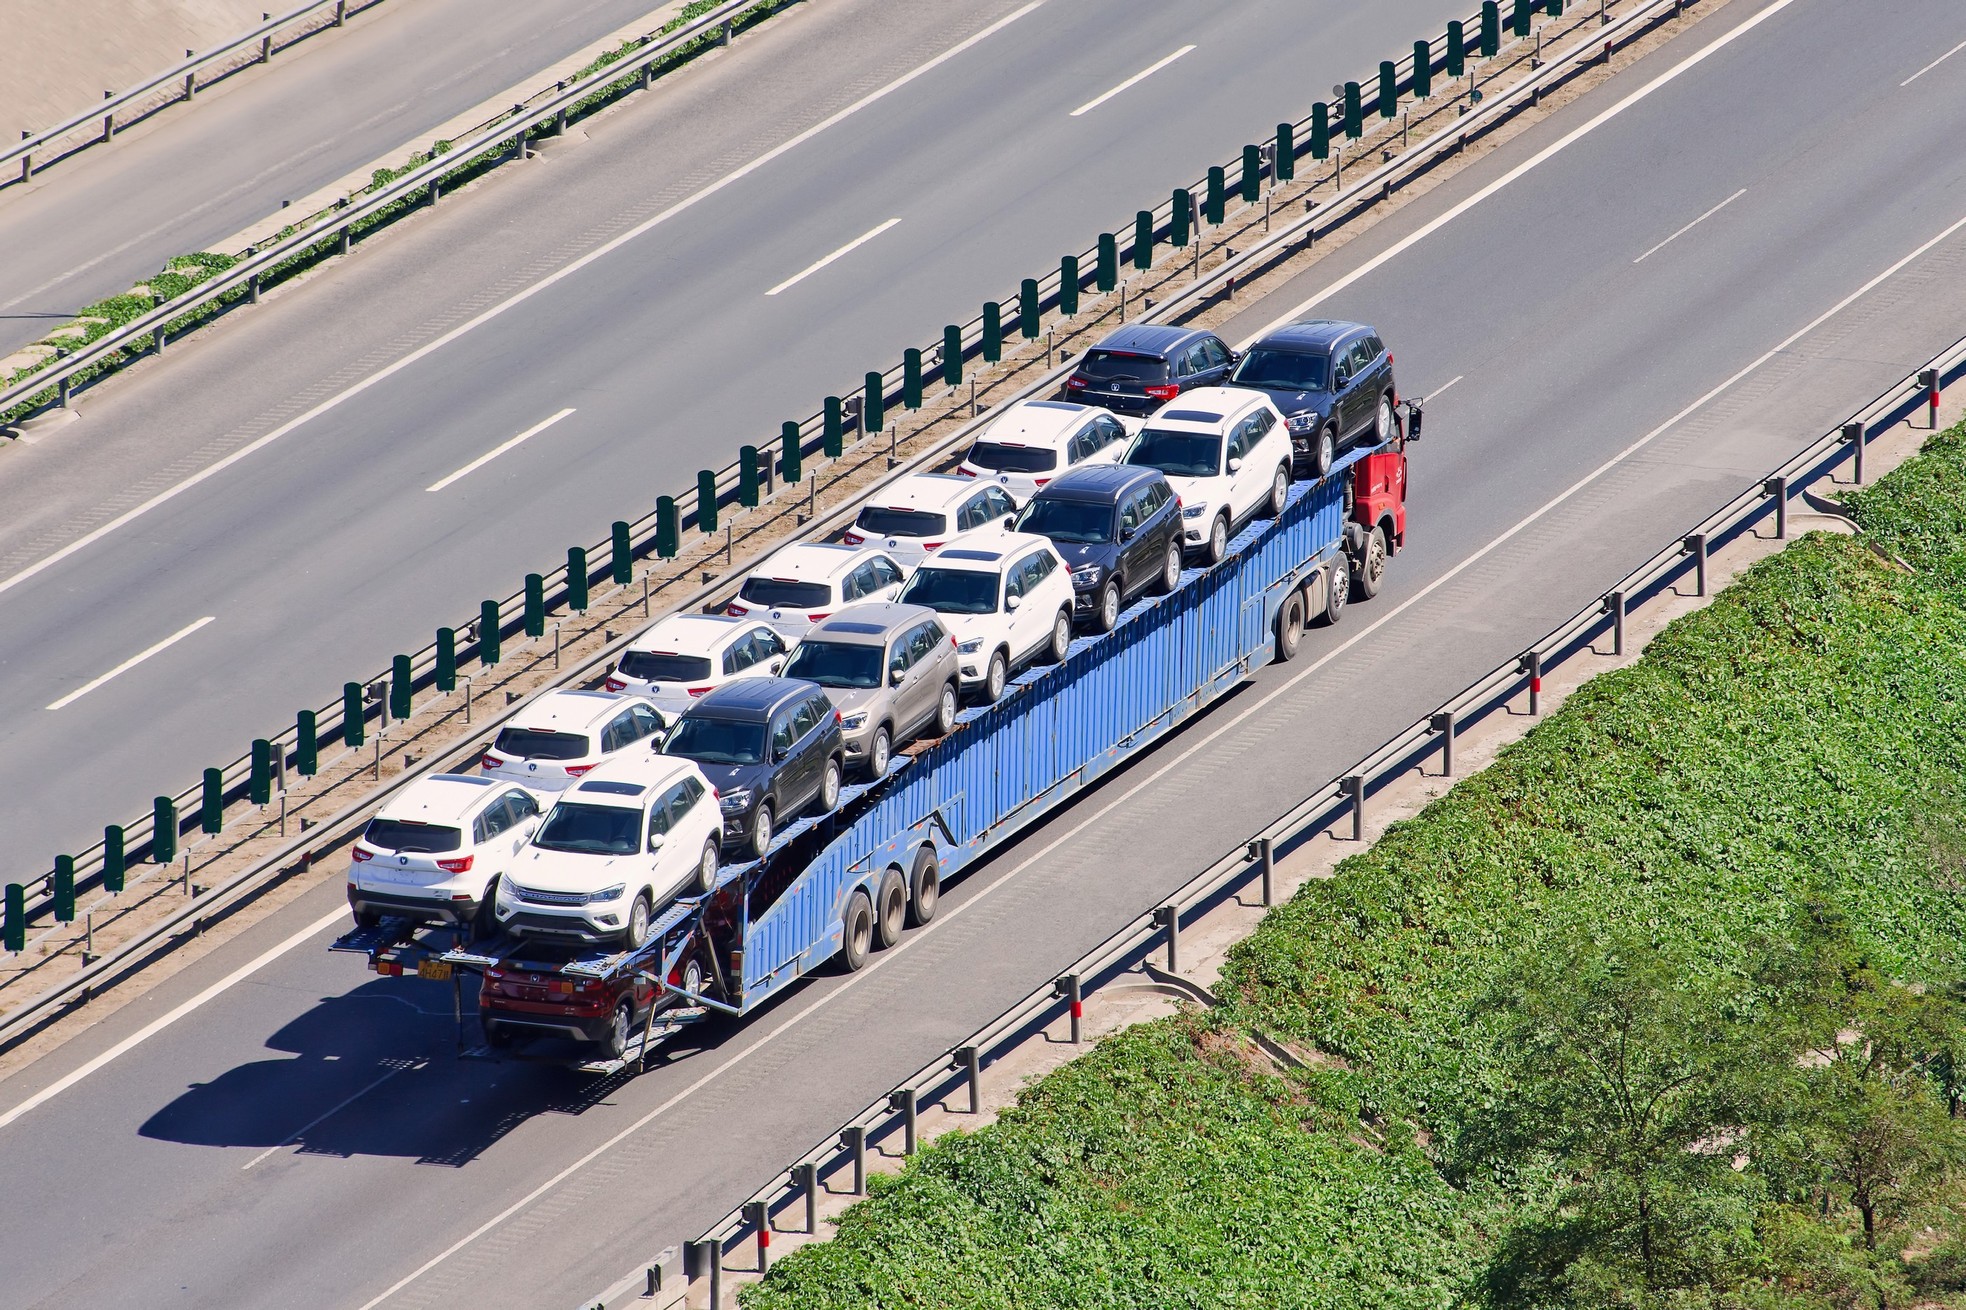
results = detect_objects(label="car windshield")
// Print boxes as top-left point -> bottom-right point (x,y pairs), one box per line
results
739,577 -> 831,608
1232,348 -> 1328,391
900,567 -> 998,615
492,728 -> 589,761
1015,497 -> 1112,544
783,640 -> 884,689
665,717 -> 766,765
1128,429 -> 1222,479
363,819 -> 461,853
855,506 -> 946,538
1080,351 -> 1169,383
618,650 -> 713,683
965,441 -> 1058,474
531,803 -> 641,856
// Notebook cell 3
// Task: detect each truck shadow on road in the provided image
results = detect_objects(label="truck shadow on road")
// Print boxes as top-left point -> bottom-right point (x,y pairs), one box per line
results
136,975 -> 741,1167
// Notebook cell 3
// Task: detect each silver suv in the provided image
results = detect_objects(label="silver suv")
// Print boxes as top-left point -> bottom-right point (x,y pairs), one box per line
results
781,603 -> 962,778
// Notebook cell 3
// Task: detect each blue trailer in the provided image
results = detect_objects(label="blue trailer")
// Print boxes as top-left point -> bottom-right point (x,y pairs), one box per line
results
338,434 -> 1409,1071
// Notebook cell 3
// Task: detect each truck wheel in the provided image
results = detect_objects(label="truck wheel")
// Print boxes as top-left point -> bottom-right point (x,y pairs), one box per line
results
604,1000 -> 634,1059
841,890 -> 874,971
875,867 -> 907,949
907,846 -> 940,926
1352,526 -> 1387,601
1093,581 -> 1121,633
1275,590 -> 1305,661
1204,513 -> 1229,565
1318,563 -> 1349,626
983,650 -> 1008,703
1313,426 -> 1336,479
1048,609 -> 1072,662
1268,464 -> 1290,518
1154,538 -> 1182,595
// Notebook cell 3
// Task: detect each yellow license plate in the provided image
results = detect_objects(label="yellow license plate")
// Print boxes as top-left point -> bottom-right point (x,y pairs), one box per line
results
417,960 -> 453,981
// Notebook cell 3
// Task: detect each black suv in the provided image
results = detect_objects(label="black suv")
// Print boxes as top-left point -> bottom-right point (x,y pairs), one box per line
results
662,678 -> 845,858
1012,465 -> 1184,633
1223,318 -> 1396,477
1064,323 -> 1237,416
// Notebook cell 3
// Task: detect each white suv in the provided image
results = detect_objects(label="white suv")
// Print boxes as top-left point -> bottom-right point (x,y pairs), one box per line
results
1122,386 -> 1293,564
493,753 -> 721,947
604,614 -> 789,716
480,690 -> 667,794
842,473 -> 1018,567
897,531 -> 1075,702
726,542 -> 907,639
347,774 -> 541,936
956,400 -> 1134,503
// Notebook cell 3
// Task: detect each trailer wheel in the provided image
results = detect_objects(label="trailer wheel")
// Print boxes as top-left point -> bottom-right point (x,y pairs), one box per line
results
1352,526 -> 1387,601
841,890 -> 874,971
875,867 -> 907,950
604,1000 -> 635,1060
1275,590 -> 1305,661
1318,563 -> 1349,626
907,846 -> 940,926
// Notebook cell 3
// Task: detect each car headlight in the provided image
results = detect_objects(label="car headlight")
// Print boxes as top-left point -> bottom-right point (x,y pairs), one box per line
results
719,788 -> 752,813
1287,411 -> 1318,435
1182,504 -> 1207,519
1069,563 -> 1103,590
840,712 -> 868,730
589,883 -> 626,905
957,639 -> 982,654
495,876 -> 514,910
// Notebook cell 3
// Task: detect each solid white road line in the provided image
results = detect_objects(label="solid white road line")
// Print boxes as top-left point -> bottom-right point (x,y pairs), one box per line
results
1902,37 -> 1966,86
1633,187 -> 1746,263
425,408 -> 574,491
0,908 -> 348,1134
45,615 -> 216,710
1070,45 -> 1196,117
0,0 -> 1049,605
1425,374 -> 1464,398
241,1061 -> 418,1169
1243,0 -> 1806,343
765,218 -> 901,296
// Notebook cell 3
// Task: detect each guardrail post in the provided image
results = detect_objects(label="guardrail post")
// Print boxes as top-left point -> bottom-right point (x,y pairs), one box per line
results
982,303 -> 1003,363
1255,836 -> 1275,904
1205,166 -> 1226,224
1431,710 -> 1456,776
1520,650 -> 1542,716
863,372 -> 885,433
261,14 -> 274,63
889,1088 -> 918,1155
103,91 -> 115,143
958,1044 -> 981,1113
1379,61 -> 1398,118
202,768 -> 223,835
1920,367 -> 1941,426
1156,904 -> 1180,972
54,856 -> 75,923
841,1124 -> 867,1193
1055,972 -> 1082,1042
105,825 -> 126,893
1343,82 -> 1363,139
743,1200 -> 768,1270
18,132 -> 31,183
251,739 -> 273,805
1603,590 -> 1626,656
795,1161 -> 818,1232
721,16 -> 734,45
705,1240 -> 724,1309
335,0 -> 347,24
1843,421 -> 1866,483
153,325 -> 167,356
1683,532 -> 1707,596
1481,1 -> 1501,56
524,575 -> 546,637
1764,476 -> 1788,539
4,885 -> 21,952
567,547 -> 590,612
1346,774 -> 1366,840
778,423 -> 803,486
154,796 -> 179,863
1447,20 -> 1466,77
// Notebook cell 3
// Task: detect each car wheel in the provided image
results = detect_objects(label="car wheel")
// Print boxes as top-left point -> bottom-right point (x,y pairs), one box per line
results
1275,589 -> 1305,662
1094,580 -> 1121,633
841,890 -> 874,971
1313,426 -> 1336,479
983,650 -> 1008,703
680,955 -> 706,998
1048,609 -> 1072,662
1269,464 -> 1290,518
351,901 -> 380,930
625,891 -> 653,948
1155,538 -> 1182,595
935,681 -> 959,734
749,802 -> 775,859
1353,525 -> 1388,601
483,1019 -> 514,1050
875,866 -> 907,949
471,889 -> 499,942
1375,393 -> 1395,444
1205,513 -> 1229,565
604,1000 -> 634,1060
816,756 -> 843,815
1318,564 -> 1349,626
907,846 -> 940,926
866,726 -> 892,779
694,840 -> 719,895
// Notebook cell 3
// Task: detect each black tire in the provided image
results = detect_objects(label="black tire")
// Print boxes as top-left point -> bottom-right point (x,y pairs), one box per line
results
604,1000 -> 634,1060
624,891 -> 653,948
935,681 -> 959,735
1093,580 -> 1121,633
1275,590 -> 1305,662
815,756 -> 842,815
470,890 -> 498,942
680,955 -> 706,998
841,890 -> 874,971
483,1019 -> 514,1050
693,840 -> 719,896
352,902 -> 381,930
1204,513 -> 1229,565
907,846 -> 940,927
1312,426 -> 1336,479
983,650 -> 1008,703
1048,609 -> 1072,662
1352,525 -> 1388,601
1154,538 -> 1182,595
866,725 -> 892,779
1319,564 -> 1349,626
1375,393 -> 1396,444
1268,463 -> 1290,518
875,866 -> 907,949
749,802 -> 775,859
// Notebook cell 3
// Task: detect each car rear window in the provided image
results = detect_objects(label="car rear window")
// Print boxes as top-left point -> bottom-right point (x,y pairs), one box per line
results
739,577 -> 832,608
363,819 -> 462,853
855,506 -> 947,538
965,441 -> 1058,474
532,803 -> 641,856
1127,430 -> 1222,479
1080,351 -> 1170,383
783,640 -> 884,689
1014,497 -> 1112,544
618,650 -> 714,683
900,566 -> 998,615
665,717 -> 766,765
1232,348 -> 1329,391
492,728 -> 589,760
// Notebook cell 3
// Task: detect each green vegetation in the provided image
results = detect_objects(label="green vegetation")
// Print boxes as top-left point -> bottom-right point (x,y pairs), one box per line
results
747,425 -> 1966,1309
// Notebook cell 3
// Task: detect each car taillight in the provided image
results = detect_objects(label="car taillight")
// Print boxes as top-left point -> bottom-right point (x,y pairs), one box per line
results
1145,383 -> 1180,400
481,753 -> 505,769
923,540 -> 945,550
351,847 -> 373,862
808,611 -> 831,622
687,685 -> 713,697
1066,375 -> 1087,389
603,677 -> 625,692
437,855 -> 474,873
564,763 -> 595,777
833,709 -> 842,724
1033,477 -> 1050,487
956,466 -> 977,477
843,530 -> 864,545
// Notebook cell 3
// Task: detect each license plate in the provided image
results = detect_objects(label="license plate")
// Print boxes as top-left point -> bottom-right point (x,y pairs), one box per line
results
418,960 -> 453,981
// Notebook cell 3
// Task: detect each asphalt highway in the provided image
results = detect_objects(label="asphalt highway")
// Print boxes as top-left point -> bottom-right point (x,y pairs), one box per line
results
3,0 -> 1966,1305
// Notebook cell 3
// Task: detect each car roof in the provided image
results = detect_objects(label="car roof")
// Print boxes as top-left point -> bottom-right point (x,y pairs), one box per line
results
806,602 -> 938,644
1038,463 -> 1162,502
1252,318 -> 1369,351
1087,322 -> 1215,358
971,399 -> 1097,450
686,675 -> 817,718
507,688 -> 641,733
565,751 -> 703,805
627,612 -> 753,655
1147,386 -> 1267,430
863,473 -> 981,513
375,773 -> 503,824
753,541 -> 884,583
924,530 -> 1056,572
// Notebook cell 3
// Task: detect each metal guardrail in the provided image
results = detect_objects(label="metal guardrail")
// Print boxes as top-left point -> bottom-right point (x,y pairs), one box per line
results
0,0 -> 1702,1038
3,0 -> 386,183
665,330 -> 1966,1307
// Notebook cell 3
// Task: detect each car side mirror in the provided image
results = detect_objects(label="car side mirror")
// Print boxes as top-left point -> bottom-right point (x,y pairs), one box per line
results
1001,515 -> 1015,529
1120,524 -> 1137,542
1227,457 -> 1243,474
768,658 -> 785,673
1005,593 -> 1023,611
1226,349 -> 1242,366
889,664 -> 907,686
1335,370 -> 1351,388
